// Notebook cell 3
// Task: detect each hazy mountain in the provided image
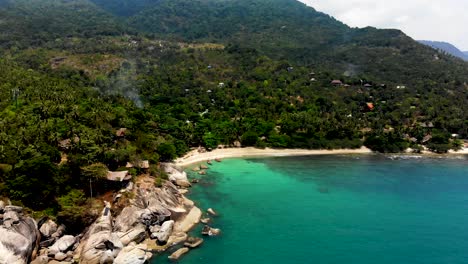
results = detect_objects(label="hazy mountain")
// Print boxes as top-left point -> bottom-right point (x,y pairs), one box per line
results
418,40 -> 468,61
0,0 -> 467,86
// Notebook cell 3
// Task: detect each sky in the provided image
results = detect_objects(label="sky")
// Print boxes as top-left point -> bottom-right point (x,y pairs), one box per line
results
300,0 -> 468,51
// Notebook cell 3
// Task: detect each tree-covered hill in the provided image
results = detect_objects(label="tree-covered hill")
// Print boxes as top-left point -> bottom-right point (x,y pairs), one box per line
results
0,0 -> 131,49
89,0 -> 468,86
0,0 -> 467,227
1,0 -> 467,86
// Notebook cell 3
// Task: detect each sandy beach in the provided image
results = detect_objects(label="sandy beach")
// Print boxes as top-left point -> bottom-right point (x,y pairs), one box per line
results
175,146 -> 468,167
174,147 -> 373,167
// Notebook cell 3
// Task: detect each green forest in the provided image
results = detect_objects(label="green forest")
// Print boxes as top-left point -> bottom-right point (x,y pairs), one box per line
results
0,0 -> 467,230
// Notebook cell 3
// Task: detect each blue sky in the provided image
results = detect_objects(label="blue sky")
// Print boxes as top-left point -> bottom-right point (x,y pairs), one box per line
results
300,0 -> 468,50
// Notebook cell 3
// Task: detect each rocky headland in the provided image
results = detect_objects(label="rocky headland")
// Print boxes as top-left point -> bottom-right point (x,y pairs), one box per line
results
0,164 -> 203,264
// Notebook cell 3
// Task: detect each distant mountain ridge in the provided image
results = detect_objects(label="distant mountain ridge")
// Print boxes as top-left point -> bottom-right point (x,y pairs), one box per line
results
418,40 -> 468,61
0,0 -> 467,87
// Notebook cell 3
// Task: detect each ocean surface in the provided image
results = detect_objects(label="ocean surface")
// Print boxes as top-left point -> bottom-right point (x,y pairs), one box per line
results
156,154 -> 468,264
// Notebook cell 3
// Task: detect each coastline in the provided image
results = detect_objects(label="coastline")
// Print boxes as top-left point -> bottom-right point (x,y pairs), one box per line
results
175,147 -> 373,167
175,146 -> 468,167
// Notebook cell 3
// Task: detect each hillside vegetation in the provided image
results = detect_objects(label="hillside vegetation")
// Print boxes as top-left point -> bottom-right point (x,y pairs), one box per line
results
0,0 -> 467,228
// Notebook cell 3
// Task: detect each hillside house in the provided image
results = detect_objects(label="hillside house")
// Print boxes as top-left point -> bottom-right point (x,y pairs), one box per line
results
126,160 -> 150,169
331,80 -> 343,86
116,128 -> 127,137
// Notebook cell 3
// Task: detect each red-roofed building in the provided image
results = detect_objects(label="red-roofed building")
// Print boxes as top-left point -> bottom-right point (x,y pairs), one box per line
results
366,103 -> 374,111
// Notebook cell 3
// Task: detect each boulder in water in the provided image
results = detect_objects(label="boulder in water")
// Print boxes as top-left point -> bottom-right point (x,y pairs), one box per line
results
201,225 -> 221,236
207,208 -> 217,216
168,247 -> 189,261
200,218 -> 210,224
175,180 -> 191,188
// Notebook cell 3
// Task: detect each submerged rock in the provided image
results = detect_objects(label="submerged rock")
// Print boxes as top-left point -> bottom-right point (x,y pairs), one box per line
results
168,247 -> 189,261
200,164 -> 209,170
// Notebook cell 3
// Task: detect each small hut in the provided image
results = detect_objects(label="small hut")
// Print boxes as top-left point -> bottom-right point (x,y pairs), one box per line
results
331,80 -> 343,86
116,128 -> 127,138
126,160 -> 150,169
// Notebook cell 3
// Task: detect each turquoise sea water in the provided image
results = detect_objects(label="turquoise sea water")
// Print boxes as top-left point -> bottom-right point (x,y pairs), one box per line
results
156,154 -> 468,264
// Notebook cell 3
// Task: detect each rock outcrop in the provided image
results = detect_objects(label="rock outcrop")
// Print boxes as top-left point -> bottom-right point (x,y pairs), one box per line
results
39,219 -> 58,238
0,173 -> 202,264
78,178 -> 201,263
0,206 -> 40,264
168,247 -> 189,260
162,163 -> 189,182
48,235 -> 76,255
150,220 -> 174,244
207,208 -> 217,216
184,237 -> 203,248
113,242 -> 152,264
201,225 -> 221,236
117,224 -> 146,246
79,203 -> 123,264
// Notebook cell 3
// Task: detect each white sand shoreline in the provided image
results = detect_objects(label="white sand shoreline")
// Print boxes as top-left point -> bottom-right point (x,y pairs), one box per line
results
174,147 -> 468,167
174,147 -> 372,167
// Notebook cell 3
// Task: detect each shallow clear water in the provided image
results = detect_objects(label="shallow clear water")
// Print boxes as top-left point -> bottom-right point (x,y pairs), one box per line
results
155,154 -> 468,264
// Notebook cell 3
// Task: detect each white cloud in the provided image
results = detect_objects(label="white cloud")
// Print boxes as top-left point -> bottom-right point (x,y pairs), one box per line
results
299,0 -> 468,50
